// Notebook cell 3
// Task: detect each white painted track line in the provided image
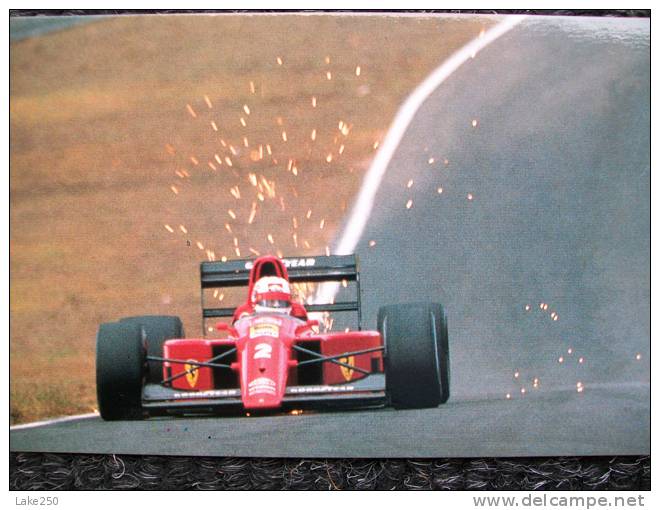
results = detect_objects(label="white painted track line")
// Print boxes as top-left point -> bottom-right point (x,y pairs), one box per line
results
314,15 -> 525,305
10,412 -> 98,431
335,15 -> 525,257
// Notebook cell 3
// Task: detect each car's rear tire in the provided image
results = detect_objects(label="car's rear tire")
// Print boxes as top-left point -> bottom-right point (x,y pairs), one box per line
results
378,302 -> 450,409
96,321 -> 146,420
120,316 -> 184,384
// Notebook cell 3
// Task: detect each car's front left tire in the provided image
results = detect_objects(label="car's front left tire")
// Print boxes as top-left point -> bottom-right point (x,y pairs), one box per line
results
378,302 -> 450,409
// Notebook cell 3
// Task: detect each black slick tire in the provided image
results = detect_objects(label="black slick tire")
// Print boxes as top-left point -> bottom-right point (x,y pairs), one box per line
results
96,321 -> 145,420
378,302 -> 450,409
120,316 -> 184,384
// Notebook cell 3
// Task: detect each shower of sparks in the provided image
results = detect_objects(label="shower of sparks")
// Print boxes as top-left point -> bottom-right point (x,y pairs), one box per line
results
513,371 -> 519,379
635,353 -> 642,360
567,347 -> 573,354
467,193 -> 474,201
525,304 -> 531,311
506,393 -> 511,400
578,357 -> 584,364
166,66 -> 388,310
558,356 -> 564,363
520,388 -> 526,395
428,157 -> 435,164
406,199 -> 413,209
276,56 -> 283,65
406,179 -> 414,188
471,119 -> 478,127
437,187 -> 443,194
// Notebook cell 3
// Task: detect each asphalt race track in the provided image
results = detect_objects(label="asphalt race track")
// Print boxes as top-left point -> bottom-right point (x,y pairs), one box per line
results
11,16 -> 650,458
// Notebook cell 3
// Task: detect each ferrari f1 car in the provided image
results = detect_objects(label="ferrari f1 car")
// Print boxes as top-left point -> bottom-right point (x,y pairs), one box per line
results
96,254 -> 449,419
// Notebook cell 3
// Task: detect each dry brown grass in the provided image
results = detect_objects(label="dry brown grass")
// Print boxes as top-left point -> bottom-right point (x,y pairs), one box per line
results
10,14 -> 493,424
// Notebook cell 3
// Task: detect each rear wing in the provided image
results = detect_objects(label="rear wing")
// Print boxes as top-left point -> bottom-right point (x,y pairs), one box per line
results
200,254 -> 362,329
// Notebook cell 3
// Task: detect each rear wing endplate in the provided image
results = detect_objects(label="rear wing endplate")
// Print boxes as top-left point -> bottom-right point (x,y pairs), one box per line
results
200,254 -> 362,329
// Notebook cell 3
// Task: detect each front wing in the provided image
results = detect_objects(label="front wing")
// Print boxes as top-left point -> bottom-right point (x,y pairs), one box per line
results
142,374 -> 387,415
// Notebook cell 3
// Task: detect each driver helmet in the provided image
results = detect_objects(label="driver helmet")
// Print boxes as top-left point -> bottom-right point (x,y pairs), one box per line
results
252,276 -> 292,314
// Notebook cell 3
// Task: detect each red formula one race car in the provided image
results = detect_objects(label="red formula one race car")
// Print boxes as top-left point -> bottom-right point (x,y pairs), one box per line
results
96,255 -> 449,420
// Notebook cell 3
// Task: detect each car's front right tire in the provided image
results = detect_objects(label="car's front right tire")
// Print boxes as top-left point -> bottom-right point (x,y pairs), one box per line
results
119,315 -> 183,384
96,321 -> 145,420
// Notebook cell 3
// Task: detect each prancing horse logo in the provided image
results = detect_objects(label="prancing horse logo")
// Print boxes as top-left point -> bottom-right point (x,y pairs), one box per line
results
184,360 -> 199,388
339,356 -> 355,381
